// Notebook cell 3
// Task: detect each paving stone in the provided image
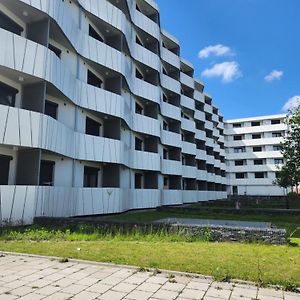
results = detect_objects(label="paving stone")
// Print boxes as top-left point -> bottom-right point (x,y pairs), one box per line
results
258,287 -> 284,298
145,275 -> 168,285
124,275 -> 147,285
179,288 -> 206,299
112,282 -> 137,293
5,280 -> 28,289
152,289 -> 179,299
21,274 -> 43,282
137,282 -> 161,292
186,281 -> 210,291
98,290 -> 127,300
43,292 -> 73,299
61,284 -> 86,294
231,286 -> 257,298
86,283 -> 112,294
72,290 -> 99,300
100,275 -> 124,286
205,286 -> 232,299
284,293 -> 300,300
36,285 -> 62,296
18,293 -> 46,300
0,294 -> 17,300
112,269 -> 133,278
51,278 -> 77,288
25,279 -> 52,289
125,289 -> 154,300
10,285 -> 33,296
76,276 -> 100,286
161,281 -> 185,292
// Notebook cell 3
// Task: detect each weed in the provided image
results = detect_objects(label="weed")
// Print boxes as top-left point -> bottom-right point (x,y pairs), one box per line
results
212,267 -> 231,282
58,257 -> 69,263
281,278 -> 298,292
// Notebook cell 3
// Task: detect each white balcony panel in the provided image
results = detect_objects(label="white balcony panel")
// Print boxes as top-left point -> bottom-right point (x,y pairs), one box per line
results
182,165 -> 197,178
195,129 -> 206,141
134,44 -> 160,71
182,190 -> 198,203
227,164 -> 279,173
212,114 -> 219,123
133,79 -> 160,104
225,124 -> 287,135
131,150 -> 160,171
226,137 -> 283,148
181,95 -> 195,111
197,170 -> 208,181
181,118 -> 196,133
206,138 -> 214,148
194,91 -> 205,102
161,74 -> 181,94
162,190 -> 183,205
207,173 -> 216,182
180,72 -> 194,89
195,110 -> 205,121
205,120 -> 214,131
132,114 -> 160,137
129,189 -> 161,209
204,103 -> 213,114
161,47 -> 180,69
206,155 -> 215,165
161,130 -> 182,148
160,101 -> 181,121
161,160 -> 182,175
182,141 -> 197,155
196,149 -> 207,160
226,151 -> 282,160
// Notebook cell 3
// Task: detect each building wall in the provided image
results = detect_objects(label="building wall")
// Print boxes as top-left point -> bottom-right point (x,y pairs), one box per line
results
0,0 -> 227,224
225,114 -> 287,196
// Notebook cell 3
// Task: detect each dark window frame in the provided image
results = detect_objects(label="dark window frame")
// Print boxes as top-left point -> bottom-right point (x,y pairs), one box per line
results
0,81 -> 18,107
86,117 -> 101,137
0,11 -> 23,36
45,100 -> 58,119
39,160 -> 55,186
84,166 -> 99,188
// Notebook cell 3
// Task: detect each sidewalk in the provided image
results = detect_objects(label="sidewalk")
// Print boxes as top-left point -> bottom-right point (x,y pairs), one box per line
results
0,252 -> 298,300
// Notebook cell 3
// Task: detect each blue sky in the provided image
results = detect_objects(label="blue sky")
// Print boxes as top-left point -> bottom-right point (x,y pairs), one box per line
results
155,0 -> 300,119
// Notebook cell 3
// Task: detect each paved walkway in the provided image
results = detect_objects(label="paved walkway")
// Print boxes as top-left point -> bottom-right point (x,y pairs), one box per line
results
0,253 -> 298,300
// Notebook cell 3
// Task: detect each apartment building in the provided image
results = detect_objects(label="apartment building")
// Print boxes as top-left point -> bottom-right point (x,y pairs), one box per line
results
0,0 -> 227,224
225,114 -> 287,196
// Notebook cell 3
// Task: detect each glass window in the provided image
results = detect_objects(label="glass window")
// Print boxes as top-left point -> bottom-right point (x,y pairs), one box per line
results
233,135 -> 243,141
89,25 -> 104,43
273,145 -> 282,151
39,160 -> 55,186
253,146 -> 262,152
135,137 -> 143,151
272,132 -> 282,137
235,173 -> 245,179
271,119 -> 281,125
255,172 -> 265,179
251,121 -> 260,126
254,159 -> 263,165
86,117 -> 101,136
274,159 -> 284,165
45,100 -> 58,119
252,134 -> 261,139
234,160 -> 244,166
48,43 -> 61,58
84,166 -> 99,187
233,123 -> 242,128
135,102 -> 143,114
0,81 -> 18,107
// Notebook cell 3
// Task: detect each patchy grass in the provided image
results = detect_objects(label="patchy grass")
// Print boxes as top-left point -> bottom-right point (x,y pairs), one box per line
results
0,238 -> 299,287
0,225 -> 299,288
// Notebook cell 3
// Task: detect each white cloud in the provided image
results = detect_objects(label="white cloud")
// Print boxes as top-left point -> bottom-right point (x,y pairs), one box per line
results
198,44 -> 234,59
282,96 -> 300,112
201,61 -> 242,83
264,70 -> 283,82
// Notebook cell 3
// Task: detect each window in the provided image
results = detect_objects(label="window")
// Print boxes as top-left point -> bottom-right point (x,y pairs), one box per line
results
271,119 -> 281,125
39,160 -> 55,186
84,166 -> 99,187
234,160 -> 244,166
163,148 -> 168,159
272,132 -> 282,138
135,173 -> 143,189
0,155 -> 12,185
251,121 -> 260,127
274,159 -> 284,165
253,146 -> 262,152
255,172 -> 265,179
86,117 -> 101,136
273,145 -> 282,151
87,70 -> 103,88
181,112 -> 189,119
163,121 -> 168,130
254,159 -> 263,165
252,134 -> 261,139
135,102 -> 143,114
0,11 -> 23,35
89,25 -> 104,43
45,100 -> 58,119
234,147 -> 245,153
136,69 -> 143,80
233,135 -> 243,141
48,43 -> 61,58
0,81 -> 18,107
163,94 -> 168,103
233,123 -> 242,128
135,137 -> 143,151
136,35 -> 143,46
235,173 -> 246,179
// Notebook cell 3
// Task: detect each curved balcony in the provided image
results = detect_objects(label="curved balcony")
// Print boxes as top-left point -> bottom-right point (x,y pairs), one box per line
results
162,190 -> 183,206
132,79 -> 160,104
182,190 -> 198,203
161,159 -> 182,175
131,150 -> 160,171
134,44 -> 160,71
129,189 -> 161,209
181,118 -> 196,133
161,130 -> 182,148
132,114 -> 160,137
181,95 -> 195,111
196,149 -> 207,160
182,141 -> 197,155
161,47 -> 180,69
180,72 -> 194,89
197,170 -> 208,181
195,129 -> 206,141
194,91 -> 205,102
182,165 -> 197,178
160,74 -> 181,95
194,110 -> 205,121
160,101 -> 181,121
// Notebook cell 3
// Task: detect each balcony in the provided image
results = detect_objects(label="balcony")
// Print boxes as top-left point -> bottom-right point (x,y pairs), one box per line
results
160,74 -> 181,94
194,91 -> 205,102
129,189 -> 161,210
182,141 -> 197,155
131,150 -> 160,171
161,159 -> 182,175
197,170 -> 208,181
160,101 -> 181,121
161,130 -> 182,148
181,118 -> 196,133
181,95 -> 195,111
134,44 -> 160,71
161,47 -> 180,69
180,72 -> 194,89
182,190 -> 199,203
132,114 -> 160,137
162,190 -> 182,206
133,78 -> 160,104
195,129 -> 206,141
194,110 -> 205,121
182,165 -> 197,178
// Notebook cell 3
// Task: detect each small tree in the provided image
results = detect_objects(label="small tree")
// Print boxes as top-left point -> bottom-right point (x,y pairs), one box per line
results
278,105 -> 300,194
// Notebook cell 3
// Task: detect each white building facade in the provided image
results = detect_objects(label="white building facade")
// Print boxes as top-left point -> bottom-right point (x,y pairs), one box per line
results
225,114 -> 287,196
0,0 -> 227,224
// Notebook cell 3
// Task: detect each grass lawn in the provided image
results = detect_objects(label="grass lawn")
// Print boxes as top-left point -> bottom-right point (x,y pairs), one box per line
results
0,226 -> 299,289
